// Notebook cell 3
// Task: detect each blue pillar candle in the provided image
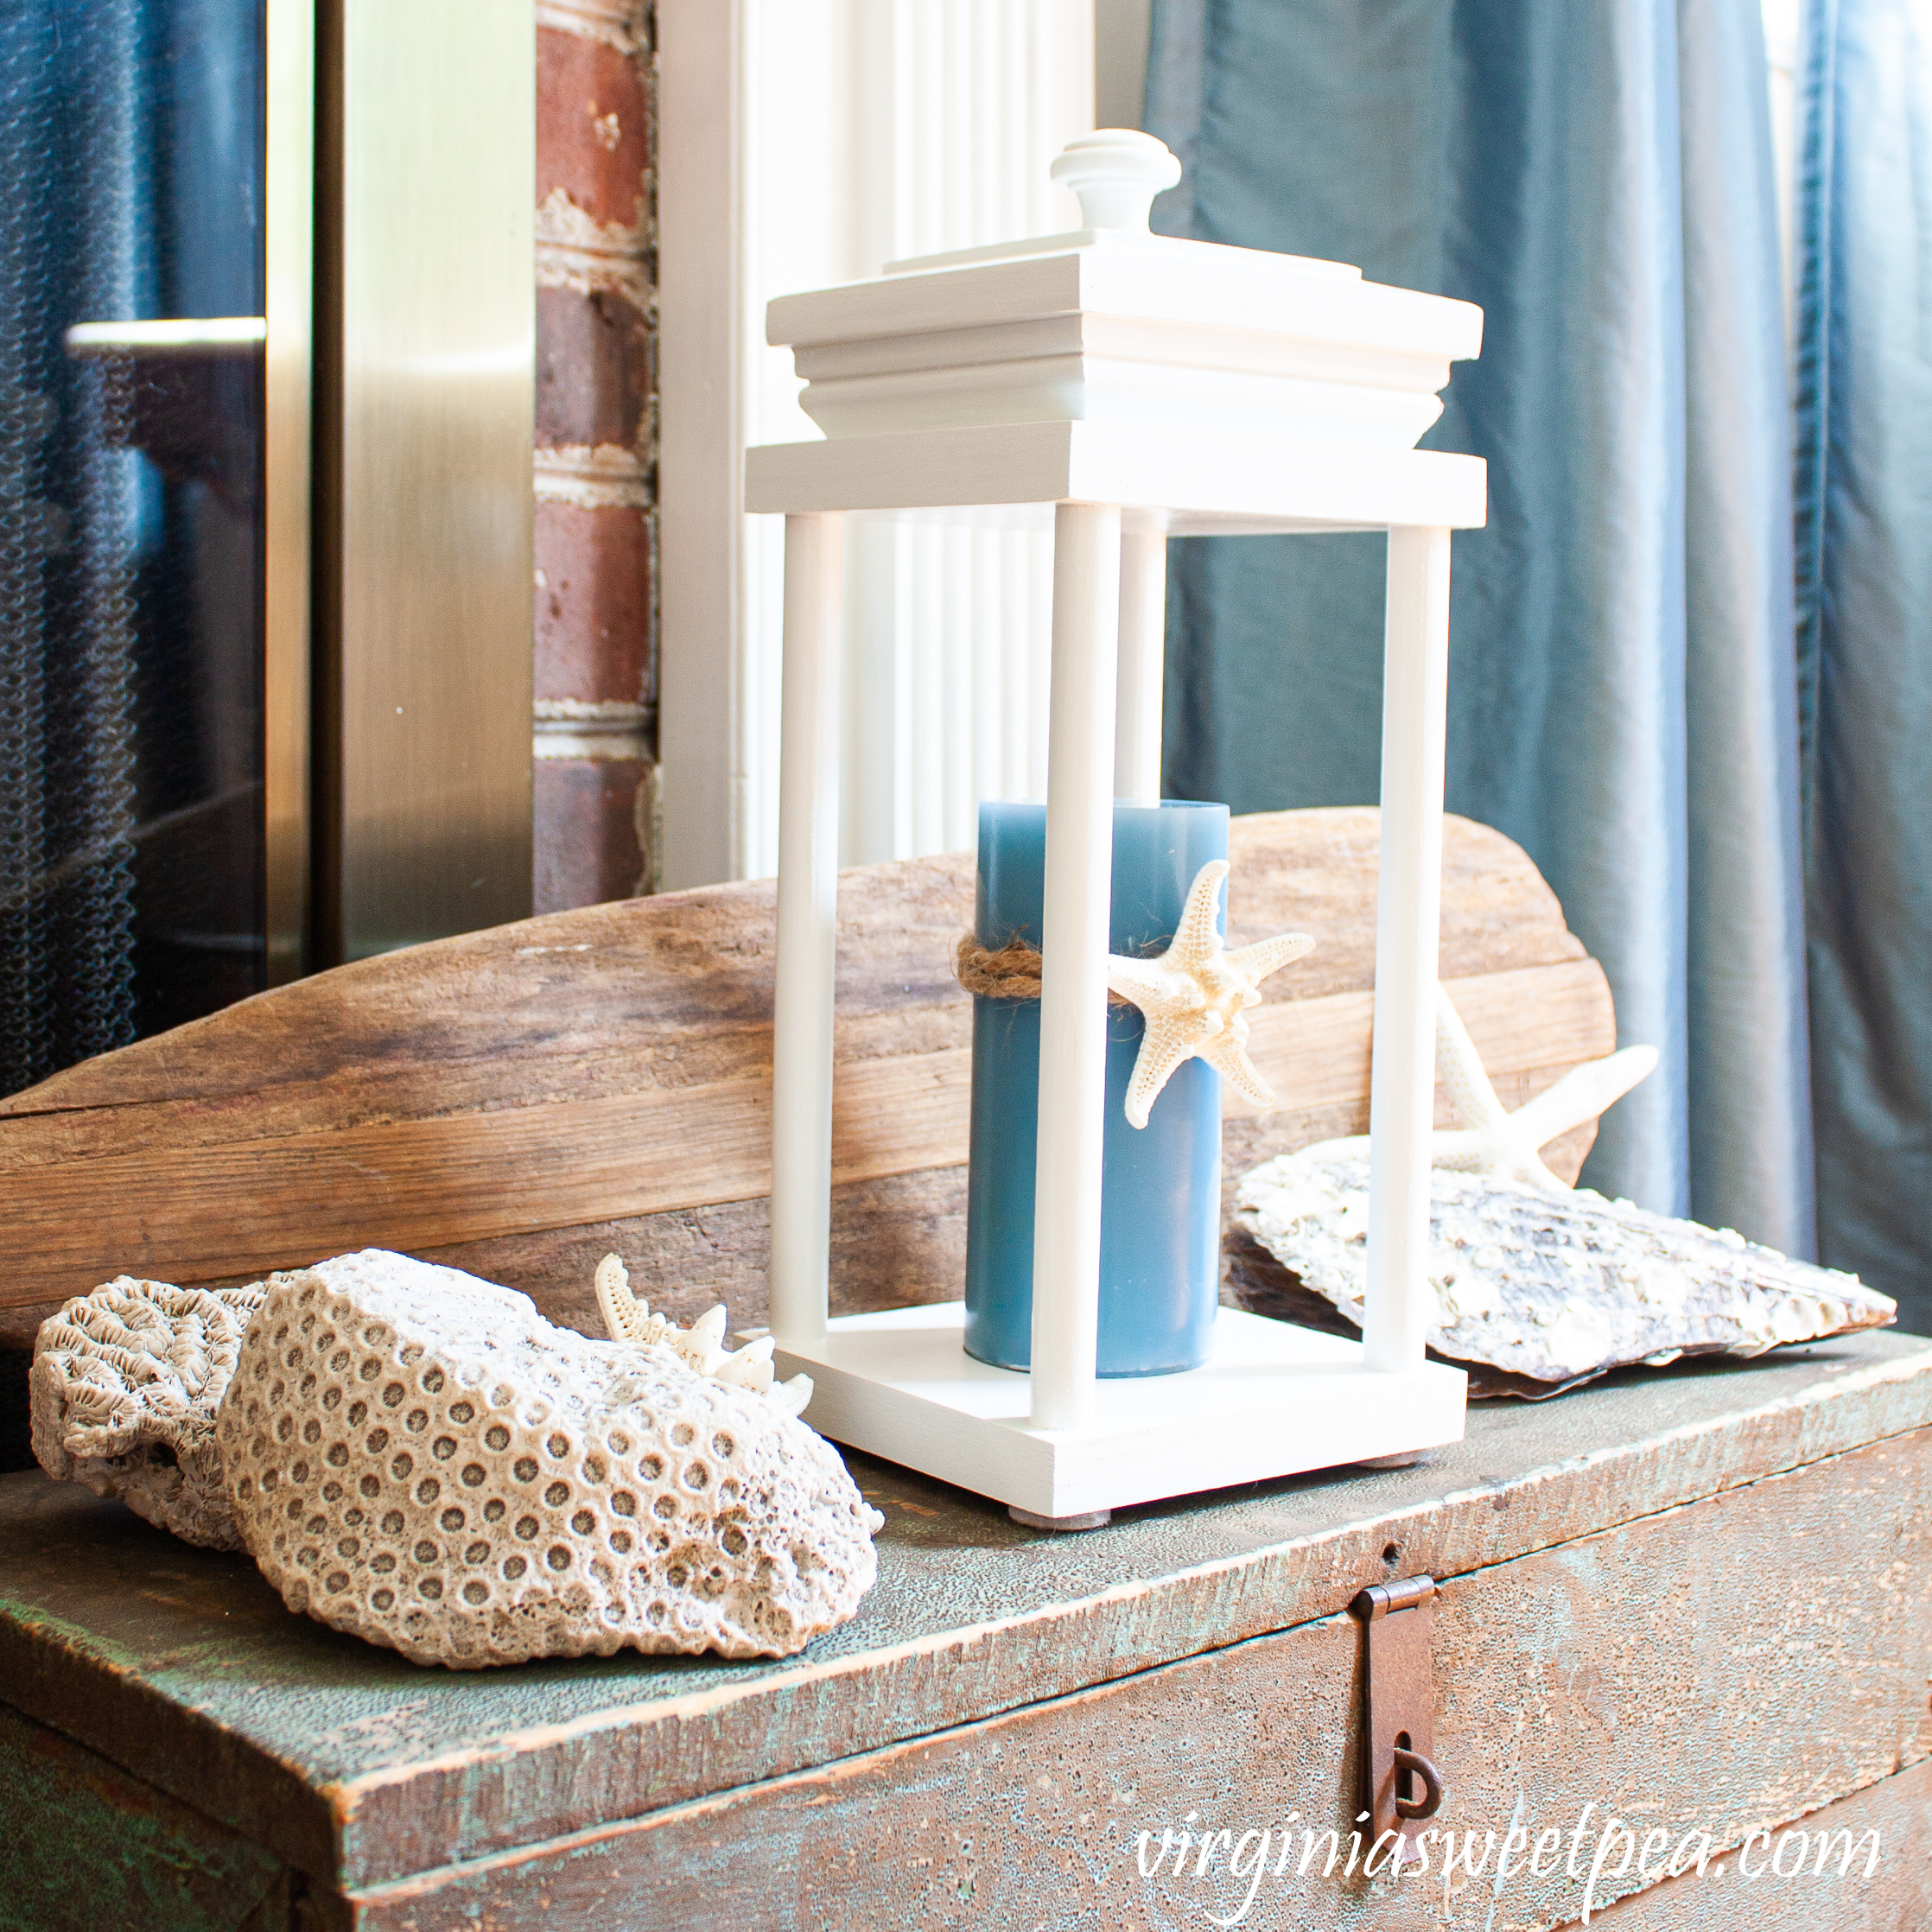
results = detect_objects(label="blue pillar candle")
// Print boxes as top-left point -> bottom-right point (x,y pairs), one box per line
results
963,799 -> 1230,1376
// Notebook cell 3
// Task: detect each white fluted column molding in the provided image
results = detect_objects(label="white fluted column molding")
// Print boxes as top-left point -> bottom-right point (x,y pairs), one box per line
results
658,0 -> 1093,886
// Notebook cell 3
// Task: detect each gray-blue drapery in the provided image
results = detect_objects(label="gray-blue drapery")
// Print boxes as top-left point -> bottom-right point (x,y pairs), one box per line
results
1797,2 -> 1932,1315
1147,0 -> 1815,1259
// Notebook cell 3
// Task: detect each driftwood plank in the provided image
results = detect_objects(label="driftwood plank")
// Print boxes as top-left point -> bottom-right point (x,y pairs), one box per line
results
0,962 -> 1607,1312
0,809 -> 1611,1325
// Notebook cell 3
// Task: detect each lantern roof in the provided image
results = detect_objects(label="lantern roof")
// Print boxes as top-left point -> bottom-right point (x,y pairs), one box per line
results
746,130 -> 1487,536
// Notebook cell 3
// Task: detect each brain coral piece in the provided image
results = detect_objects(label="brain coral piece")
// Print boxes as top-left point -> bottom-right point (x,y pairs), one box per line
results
215,1249 -> 885,1668
31,1276 -> 268,1548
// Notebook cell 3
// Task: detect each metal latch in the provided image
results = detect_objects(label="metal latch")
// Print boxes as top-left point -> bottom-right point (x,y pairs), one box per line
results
1350,1575 -> 1446,1866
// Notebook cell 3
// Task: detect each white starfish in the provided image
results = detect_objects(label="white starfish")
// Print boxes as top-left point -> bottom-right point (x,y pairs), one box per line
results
1428,982 -> 1658,1187
1262,986 -> 1656,1188
593,1255 -> 813,1415
1104,859 -> 1315,1129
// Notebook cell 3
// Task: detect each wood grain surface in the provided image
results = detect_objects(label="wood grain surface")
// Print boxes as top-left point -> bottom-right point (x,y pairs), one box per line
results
333,1428 -> 1932,1931
0,809 -> 1612,1334
1587,1759 -> 1932,1930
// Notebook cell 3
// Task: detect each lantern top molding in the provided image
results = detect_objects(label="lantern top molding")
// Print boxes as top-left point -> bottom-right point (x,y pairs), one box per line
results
747,130 -> 1487,537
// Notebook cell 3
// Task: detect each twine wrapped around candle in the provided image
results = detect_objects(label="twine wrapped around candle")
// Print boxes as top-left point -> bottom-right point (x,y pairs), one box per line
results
954,934 -> 1134,1007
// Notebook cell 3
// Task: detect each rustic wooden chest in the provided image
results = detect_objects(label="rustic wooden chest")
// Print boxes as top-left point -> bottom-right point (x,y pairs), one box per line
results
3,1331 -> 1930,1931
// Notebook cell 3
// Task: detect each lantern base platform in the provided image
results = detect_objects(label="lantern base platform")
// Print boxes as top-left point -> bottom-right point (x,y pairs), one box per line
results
774,1301 -> 1467,1522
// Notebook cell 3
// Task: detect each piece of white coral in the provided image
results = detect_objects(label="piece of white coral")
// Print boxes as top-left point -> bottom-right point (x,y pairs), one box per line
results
216,1250 -> 882,1668
30,1277 -> 266,1548
592,1254 -> 813,1415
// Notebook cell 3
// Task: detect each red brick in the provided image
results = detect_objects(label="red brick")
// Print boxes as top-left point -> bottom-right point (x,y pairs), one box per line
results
534,499 -> 654,706
537,24 -> 649,232
534,758 -> 649,912
536,283 -> 649,451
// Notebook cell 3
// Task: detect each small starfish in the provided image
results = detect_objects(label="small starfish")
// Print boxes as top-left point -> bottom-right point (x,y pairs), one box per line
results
593,1255 -> 813,1415
1105,859 -> 1315,1128
1428,982 -> 1658,1188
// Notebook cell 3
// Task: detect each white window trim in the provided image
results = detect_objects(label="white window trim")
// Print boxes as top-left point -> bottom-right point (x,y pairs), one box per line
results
657,1 -> 1099,888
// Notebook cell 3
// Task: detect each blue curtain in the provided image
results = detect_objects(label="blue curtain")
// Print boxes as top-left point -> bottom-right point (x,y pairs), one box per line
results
1147,1 -> 1817,1262
1798,3 -> 1932,1317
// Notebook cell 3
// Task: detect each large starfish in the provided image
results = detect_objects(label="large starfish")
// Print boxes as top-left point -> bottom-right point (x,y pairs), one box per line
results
1104,859 -> 1315,1128
1427,983 -> 1657,1187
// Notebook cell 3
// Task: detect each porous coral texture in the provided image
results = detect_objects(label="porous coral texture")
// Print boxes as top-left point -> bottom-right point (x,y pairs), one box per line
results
1233,1150 -> 1895,1396
216,1250 -> 883,1668
31,1277 -> 267,1548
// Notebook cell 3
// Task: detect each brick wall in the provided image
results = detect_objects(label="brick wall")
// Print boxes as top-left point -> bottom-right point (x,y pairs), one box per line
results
532,0 -> 658,911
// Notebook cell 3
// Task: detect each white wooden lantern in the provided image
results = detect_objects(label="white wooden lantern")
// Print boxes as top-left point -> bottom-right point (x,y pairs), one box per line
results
747,131 -> 1484,1526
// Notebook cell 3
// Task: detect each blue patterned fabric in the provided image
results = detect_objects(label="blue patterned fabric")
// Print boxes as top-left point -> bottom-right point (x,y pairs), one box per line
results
1796,2 -> 1932,1316
1147,1 -> 1817,1263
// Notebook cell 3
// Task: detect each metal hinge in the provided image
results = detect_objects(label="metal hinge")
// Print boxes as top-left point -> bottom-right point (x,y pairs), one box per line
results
1350,1575 -> 1446,1868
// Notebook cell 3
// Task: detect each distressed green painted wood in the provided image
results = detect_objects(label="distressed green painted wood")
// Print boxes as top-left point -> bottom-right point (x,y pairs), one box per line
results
2,1331 -> 1929,1908
1589,1759 -> 1932,1929
0,1699 -> 291,1932
334,1429 -> 1932,1931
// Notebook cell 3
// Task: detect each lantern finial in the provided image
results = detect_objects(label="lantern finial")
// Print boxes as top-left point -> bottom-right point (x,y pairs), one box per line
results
1048,129 -> 1182,234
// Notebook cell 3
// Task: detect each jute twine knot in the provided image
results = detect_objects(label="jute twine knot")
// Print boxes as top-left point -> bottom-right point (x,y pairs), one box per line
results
954,934 -> 1134,1009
